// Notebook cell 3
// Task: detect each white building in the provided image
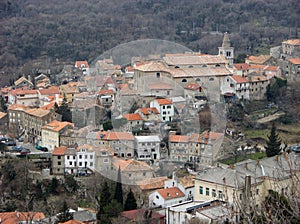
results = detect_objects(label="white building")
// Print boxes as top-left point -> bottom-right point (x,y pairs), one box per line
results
150,98 -> 174,122
221,75 -> 250,100
64,147 -> 77,175
149,187 -> 185,208
134,135 -> 161,161
77,144 -> 95,174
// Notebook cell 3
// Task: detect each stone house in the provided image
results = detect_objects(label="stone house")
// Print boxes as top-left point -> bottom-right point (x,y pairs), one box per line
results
134,135 -> 161,161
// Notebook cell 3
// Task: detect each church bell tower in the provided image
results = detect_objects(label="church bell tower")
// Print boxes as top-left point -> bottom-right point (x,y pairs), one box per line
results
218,32 -> 234,67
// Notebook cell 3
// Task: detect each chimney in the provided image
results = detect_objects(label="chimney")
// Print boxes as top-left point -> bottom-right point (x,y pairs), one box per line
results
244,162 -> 248,170
229,164 -> 235,170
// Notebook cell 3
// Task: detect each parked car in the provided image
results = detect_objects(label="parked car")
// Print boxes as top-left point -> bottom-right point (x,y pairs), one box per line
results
11,145 -> 23,152
18,137 -> 24,142
20,148 -> 31,155
290,145 -> 300,153
36,145 -> 48,152
5,139 -> 16,146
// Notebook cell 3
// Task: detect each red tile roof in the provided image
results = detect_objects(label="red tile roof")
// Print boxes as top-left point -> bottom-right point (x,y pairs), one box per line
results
121,209 -> 165,221
136,176 -> 169,190
288,58 -> 300,64
52,146 -> 67,155
9,88 -> 38,96
96,131 -> 134,141
75,60 -> 89,68
123,113 -> 143,121
184,83 -> 200,90
282,39 -> 300,45
157,187 -> 185,200
233,63 -> 250,70
98,89 -> 114,95
38,86 -> 60,95
169,135 -> 190,143
113,158 -> 152,171
0,212 -> 45,224
43,120 -> 74,132
139,107 -> 159,115
231,75 -> 248,84
155,98 -> 172,105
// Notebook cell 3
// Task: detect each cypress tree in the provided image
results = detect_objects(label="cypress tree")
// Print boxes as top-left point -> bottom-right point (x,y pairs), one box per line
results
55,201 -> 73,224
114,166 -> 123,205
124,189 -> 137,211
265,123 -> 282,157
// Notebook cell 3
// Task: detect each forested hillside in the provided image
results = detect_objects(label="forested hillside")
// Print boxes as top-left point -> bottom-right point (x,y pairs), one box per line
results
0,0 -> 299,85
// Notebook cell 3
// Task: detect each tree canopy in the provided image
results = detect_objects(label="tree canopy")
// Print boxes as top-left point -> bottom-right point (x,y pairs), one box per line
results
265,123 -> 282,157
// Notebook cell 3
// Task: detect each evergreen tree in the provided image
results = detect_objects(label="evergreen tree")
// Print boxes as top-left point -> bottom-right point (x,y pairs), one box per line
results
55,201 -> 73,224
124,189 -> 137,211
265,123 -> 282,157
114,167 -> 123,205
0,95 -> 7,112
97,181 -> 111,220
57,97 -> 72,122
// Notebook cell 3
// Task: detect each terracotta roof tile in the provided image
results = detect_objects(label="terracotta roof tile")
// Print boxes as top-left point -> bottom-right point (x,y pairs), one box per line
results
139,107 -> 159,115
7,103 -> 29,111
9,89 -> 38,96
169,135 -> 189,143
123,113 -> 143,121
25,108 -> 50,118
136,176 -> 169,190
52,146 -> 67,155
231,75 -> 248,84
233,63 -> 250,70
247,55 -> 270,64
98,89 -> 114,95
156,187 -> 185,200
38,86 -> 60,95
113,159 -> 152,172
282,39 -> 300,45
0,112 -> 7,120
288,58 -> 300,64
155,98 -> 172,105
42,120 -> 73,132
121,209 -> 164,220
0,212 -> 45,224
184,83 -> 200,90
96,131 -> 134,141
75,60 -> 89,68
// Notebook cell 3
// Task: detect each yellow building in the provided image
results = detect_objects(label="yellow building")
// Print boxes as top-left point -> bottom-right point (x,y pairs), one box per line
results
42,120 -> 74,150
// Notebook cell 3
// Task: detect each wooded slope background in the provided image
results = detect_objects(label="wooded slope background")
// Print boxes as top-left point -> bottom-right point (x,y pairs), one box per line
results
0,0 -> 299,85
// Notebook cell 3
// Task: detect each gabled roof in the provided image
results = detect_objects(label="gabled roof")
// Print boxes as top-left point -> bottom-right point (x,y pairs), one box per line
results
249,75 -> 268,82
42,120 -> 73,132
178,175 -> 195,188
136,176 -> 169,190
288,58 -> 300,64
246,55 -> 271,64
7,103 -> 29,111
139,107 -> 159,115
113,159 -> 153,172
9,88 -> 38,96
14,76 -> 33,86
0,211 -> 45,224
0,111 -> 7,120
123,113 -> 143,121
282,39 -> 300,45
156,187 -> 185,200
155,98 -> 172,105
231,75 -> 248,84
96,131 -> 134,141
52,146 -> 67,155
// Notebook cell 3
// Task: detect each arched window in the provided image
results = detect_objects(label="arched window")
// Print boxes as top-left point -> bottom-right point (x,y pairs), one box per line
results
182,79 -> 187,83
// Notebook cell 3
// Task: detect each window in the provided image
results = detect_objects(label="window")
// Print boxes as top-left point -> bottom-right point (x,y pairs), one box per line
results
67,156 -> 70,159
156,72 -> 160,78
57,161 -> 61,165
103,158 -> 109,163
69,162 -> 72,166
206,188 -> 209,196
90,162 -> 93,166
129,173 -> 131,177
79,155 -> 82,159
90,155 -> 93,159
182,79 -> 187,83
79,162 -> 82,166
156,195 -> 159,199
212,189 -> 216,197
58,156 -> 61,160
199,186 -> 203,194
218,191 -> 223,199
256,189 -> 259,195
143,172 -> 146,176
209,77 -> 214,81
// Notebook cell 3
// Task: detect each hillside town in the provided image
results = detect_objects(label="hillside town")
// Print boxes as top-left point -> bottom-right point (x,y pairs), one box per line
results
0,34 -> 300,224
